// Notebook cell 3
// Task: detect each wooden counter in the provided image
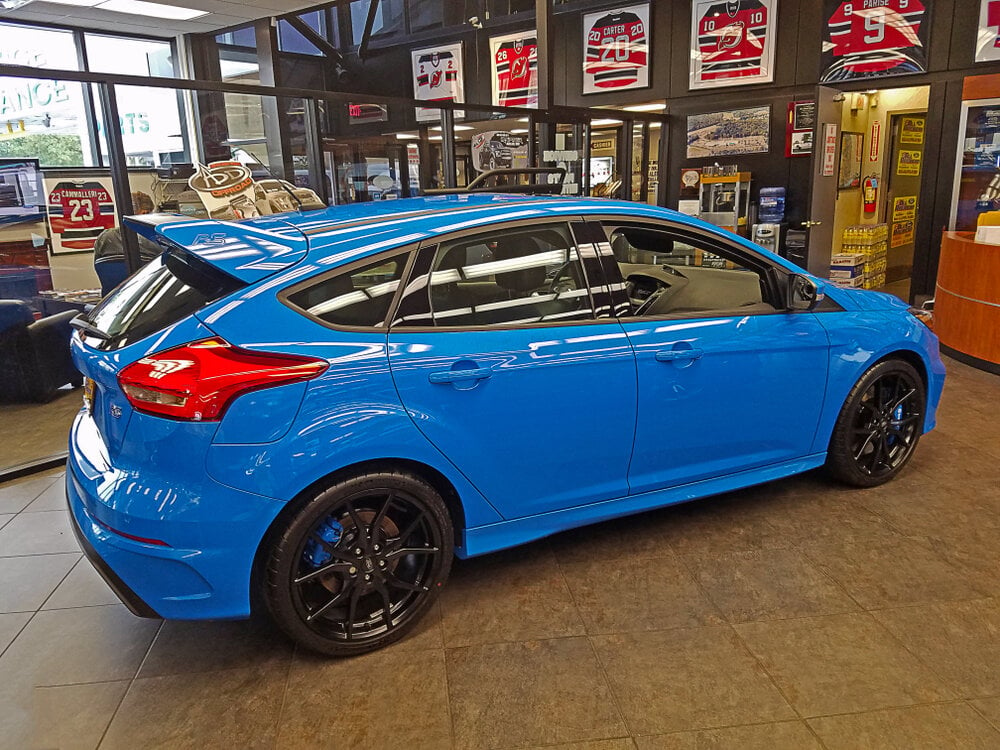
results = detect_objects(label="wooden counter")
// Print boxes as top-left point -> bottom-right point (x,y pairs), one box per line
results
935,232 -> 1000,372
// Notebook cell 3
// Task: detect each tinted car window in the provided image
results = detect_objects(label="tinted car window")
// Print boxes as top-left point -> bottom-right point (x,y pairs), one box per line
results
85,249 -> 244,350
286,256 -> 406,328
422,224 -> 594,327
608,225 -> 776,317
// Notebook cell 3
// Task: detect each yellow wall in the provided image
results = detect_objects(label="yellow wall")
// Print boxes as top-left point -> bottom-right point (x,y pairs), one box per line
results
832,86 -> 930,254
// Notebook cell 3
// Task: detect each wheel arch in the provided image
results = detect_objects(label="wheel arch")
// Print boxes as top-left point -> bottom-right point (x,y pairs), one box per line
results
248,457 -> 467,615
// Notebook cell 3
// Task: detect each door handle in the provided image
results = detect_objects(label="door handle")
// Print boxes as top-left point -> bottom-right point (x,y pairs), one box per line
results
428,367 -> 494,384
655,348 -> 703,362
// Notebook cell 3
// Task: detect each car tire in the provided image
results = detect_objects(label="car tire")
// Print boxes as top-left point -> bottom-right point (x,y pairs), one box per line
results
263,470 -> 453,657
826,358 -> 926,488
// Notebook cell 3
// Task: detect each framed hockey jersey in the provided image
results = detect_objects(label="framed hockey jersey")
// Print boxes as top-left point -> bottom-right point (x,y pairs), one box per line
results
583,4 -> 651,95
820,0 -> 930,82
690,0 -> 777,90
490,31 -> 538,108
46,179 -> 116,254
977,0 -> 1000,63
411,43 -> 464,123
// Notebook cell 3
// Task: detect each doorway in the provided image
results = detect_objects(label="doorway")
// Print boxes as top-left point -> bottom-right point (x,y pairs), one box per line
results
806,85 -> 929,301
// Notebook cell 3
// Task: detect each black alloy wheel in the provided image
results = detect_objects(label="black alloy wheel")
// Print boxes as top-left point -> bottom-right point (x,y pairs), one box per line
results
826,359 -> 926,487
264,471 -> 452,656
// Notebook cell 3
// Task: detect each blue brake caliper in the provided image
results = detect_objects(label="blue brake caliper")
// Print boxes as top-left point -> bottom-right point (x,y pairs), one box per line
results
303,518 -> 344,568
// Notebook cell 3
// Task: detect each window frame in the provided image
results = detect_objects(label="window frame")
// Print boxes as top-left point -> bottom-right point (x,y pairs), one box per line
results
278,244 -> 419,332
388,217 -> 612,333
594,217 -> 802,321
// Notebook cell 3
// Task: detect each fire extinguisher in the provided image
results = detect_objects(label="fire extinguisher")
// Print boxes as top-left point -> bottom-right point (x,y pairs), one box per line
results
863,175 -> 878,213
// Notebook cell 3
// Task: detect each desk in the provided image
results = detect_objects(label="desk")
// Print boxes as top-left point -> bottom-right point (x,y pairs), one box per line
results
936,232 -> 1000,374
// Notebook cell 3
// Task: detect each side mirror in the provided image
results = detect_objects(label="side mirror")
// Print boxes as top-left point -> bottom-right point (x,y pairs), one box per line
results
787,273 -> 824,311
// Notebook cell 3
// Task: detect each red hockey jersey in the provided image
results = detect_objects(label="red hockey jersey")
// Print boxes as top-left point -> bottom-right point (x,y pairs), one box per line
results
415,51 -> 460,103
584,10 -> 648,90
694,0 -> 769,82
47,181 -> 115,252
827,0 -> 926,75
494,38 -> 537,107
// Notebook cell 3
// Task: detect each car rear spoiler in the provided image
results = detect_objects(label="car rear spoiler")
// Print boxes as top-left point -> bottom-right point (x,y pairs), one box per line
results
123,213 -> 309,284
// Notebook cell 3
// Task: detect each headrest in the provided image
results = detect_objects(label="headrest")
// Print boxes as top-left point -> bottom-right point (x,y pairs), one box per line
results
493,236 -> 546,293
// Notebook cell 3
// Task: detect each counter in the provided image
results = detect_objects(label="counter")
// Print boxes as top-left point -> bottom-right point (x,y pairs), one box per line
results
935,232 -> 1000,374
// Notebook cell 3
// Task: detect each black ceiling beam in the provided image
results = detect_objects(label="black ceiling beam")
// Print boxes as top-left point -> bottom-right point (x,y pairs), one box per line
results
357,0 -> 380,60
285,13 -> 344,64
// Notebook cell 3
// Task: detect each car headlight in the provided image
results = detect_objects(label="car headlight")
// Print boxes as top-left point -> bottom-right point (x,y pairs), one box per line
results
908,306 -> 933,329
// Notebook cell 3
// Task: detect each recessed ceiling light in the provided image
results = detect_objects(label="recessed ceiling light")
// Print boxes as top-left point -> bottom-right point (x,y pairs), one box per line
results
98,0 -> 209,20
395,133 -> 419,140
509,128 -> 529,134
591,118 -> 623,127
430,125 -> 474,132
623,103 -> 667,112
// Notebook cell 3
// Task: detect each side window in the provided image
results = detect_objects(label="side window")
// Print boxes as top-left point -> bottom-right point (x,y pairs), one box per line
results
285,254 -> 408,328
608,224 -> 776,317
408,224 -> 595,327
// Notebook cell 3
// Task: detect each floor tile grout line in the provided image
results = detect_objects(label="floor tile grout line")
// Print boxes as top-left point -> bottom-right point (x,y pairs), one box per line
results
550,545 -> 632,740
0,609 -> 36,661
967,699 -> 1000,734
269,642 -> 297,750
94,618 -> 165,749
798,696 -> 1000,722
35,555 -> 86,612
431,603 -> 459,750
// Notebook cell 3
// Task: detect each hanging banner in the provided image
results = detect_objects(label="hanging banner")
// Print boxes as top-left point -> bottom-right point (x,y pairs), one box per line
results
977,0 -> 1000,62
411,42 -> 465,123
869,120 -> 881,161
46,178 -> 115,254
820,0 -> 930,82
583,3 -> 651,94
689,0 -> 778,90
472,131 -> 530,172
490,31 -> 538,108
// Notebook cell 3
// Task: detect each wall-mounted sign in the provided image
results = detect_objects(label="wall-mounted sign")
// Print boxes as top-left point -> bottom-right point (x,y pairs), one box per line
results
583,3 -> 650,94
686,105 -> 770,158
472,131 -> 530,172
411,43 -> 465,123
897,149 -> 922,176
822,122 -> 839,177
976,0 -> 1000,63
892,194 -> 918,221
690,0 -> 778,90
591,138 -> 615,151
820,0 -> 929,82
348,103 -> 388,124
899,116 -> 925,144
46,179 -> 115,254
869,120 -> 881,161
786,100 -> 815,157
490,31 -> 538,108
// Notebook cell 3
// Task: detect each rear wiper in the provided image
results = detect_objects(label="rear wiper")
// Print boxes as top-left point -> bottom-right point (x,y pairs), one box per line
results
70,314 -> 111,340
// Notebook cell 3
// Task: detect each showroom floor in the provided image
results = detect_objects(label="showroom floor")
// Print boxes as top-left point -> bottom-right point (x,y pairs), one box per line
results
0,357 -> 998,750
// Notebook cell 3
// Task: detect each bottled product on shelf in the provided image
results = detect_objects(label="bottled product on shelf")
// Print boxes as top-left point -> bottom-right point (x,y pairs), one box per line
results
831,224 -> 888,289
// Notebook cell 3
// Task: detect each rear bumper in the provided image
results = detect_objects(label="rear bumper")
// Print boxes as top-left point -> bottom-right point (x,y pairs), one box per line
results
67,410 -> 287,620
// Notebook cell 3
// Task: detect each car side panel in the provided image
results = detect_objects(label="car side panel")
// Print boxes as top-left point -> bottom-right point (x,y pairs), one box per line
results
198,294 -> 505,538
811,309 -> 946,454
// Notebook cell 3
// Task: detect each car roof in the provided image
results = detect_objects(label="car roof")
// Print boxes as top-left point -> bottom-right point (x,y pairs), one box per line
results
240,193 -> 706,269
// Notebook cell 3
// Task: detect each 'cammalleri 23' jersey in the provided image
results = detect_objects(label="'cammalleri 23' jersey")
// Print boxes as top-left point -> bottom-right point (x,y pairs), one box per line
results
47,181 -> 115,252
827,0 -> 926,76
415,51 -> 460,103
494,37 -> 538,106
695,0 -> 769,82
585,10 -> 648,89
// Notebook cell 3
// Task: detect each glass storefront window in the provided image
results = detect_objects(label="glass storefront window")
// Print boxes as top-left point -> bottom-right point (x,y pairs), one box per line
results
83,34 -> 175,78
351,0 -> 405,44
278,11 -> 326,55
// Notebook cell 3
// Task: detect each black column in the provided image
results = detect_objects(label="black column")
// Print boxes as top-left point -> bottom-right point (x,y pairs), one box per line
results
255,18 -> 294,180
535,0 -> 554,112
97,83 -> 139,274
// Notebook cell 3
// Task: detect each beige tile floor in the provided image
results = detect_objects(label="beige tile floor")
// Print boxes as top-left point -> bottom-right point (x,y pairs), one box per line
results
0,357 -> 998,749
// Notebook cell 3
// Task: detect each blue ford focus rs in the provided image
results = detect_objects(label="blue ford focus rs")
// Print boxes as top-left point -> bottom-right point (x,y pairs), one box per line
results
67,195 -> 945,656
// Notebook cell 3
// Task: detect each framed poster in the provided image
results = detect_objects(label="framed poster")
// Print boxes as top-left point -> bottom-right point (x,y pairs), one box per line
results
45,177 -> 115,255
490,31 -> 538,108
583,3 -> 650,94
977,0 -> 1000,62
690,0 -> 778,90
686,105 -> 770,158
786,100 -> 815,157
411,43 -> 464,122
820,0 -> 929,82
838,131 -> 863,189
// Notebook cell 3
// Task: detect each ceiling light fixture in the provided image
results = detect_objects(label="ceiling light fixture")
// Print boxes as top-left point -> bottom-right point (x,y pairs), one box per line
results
591,118 -> 623,127
35,0 -> 104,6
622,103 -> 667,112
97,0 -> 208,20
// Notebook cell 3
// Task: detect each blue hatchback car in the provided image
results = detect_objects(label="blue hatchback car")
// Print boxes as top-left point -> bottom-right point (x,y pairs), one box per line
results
67,194 -> 945,656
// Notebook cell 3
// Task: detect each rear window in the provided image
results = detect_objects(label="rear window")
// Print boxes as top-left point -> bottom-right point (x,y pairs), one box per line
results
84,249 -> 245,350
284,255 -> 407,328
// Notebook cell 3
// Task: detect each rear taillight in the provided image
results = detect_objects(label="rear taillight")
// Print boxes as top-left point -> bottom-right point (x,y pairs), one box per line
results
118,337 -> 328,422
